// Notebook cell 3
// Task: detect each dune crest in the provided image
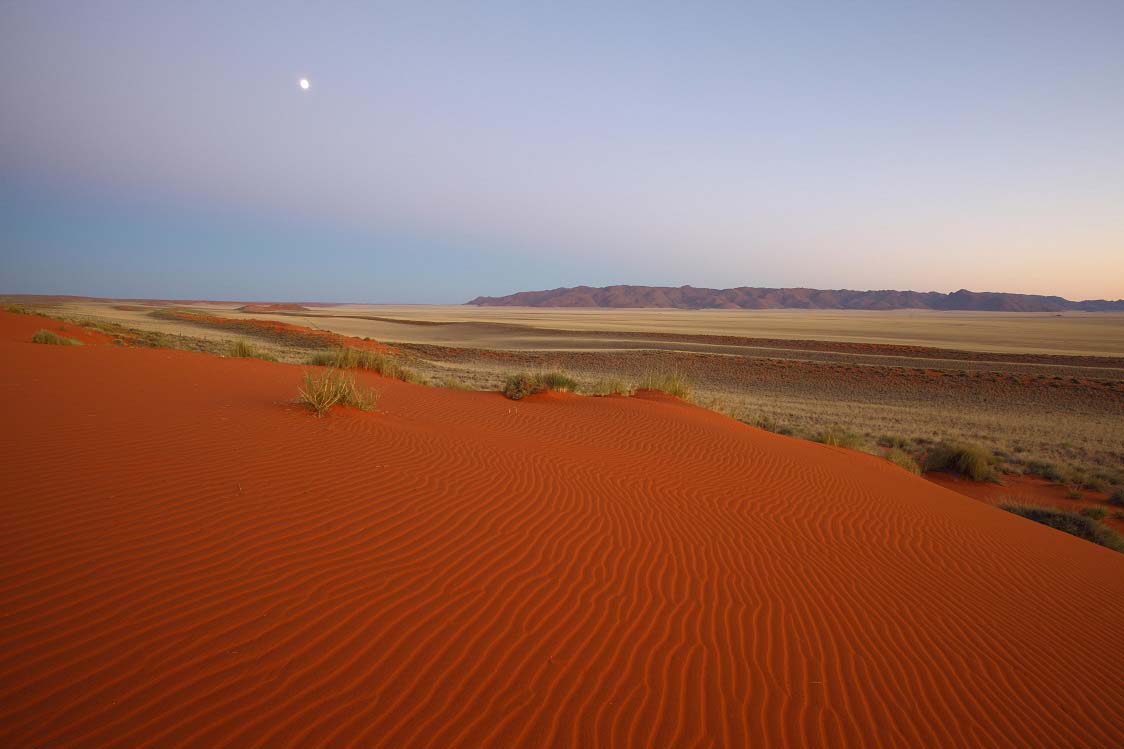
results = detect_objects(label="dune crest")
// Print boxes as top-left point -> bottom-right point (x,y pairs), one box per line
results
1,309 -> 1121,748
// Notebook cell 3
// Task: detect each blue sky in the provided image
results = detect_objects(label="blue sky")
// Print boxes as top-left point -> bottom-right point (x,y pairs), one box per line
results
2,1 -> 1122,302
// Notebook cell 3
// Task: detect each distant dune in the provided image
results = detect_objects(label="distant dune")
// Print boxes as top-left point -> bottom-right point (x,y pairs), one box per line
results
236,303 -> 310,313
469,285 -> 1124,311
1,295 -> 325,308
2,307 -> 1122,747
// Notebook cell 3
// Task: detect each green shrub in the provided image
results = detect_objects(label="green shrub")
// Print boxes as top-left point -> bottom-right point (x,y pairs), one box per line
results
307,347 -> 420,383
923,441 -> 995,481
31,329 -> 82,346
885,448 -> 920,474
1108,489 -> 1124,507
637,371 -> 692,399
297,369 -> 377,416
502,373 -> 537,400
502,371 -> 579,400
814,426 -> 864,450
999,503 -> 1124,553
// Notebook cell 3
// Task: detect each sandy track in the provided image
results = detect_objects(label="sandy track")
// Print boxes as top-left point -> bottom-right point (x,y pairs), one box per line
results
1,311 -> 1122,747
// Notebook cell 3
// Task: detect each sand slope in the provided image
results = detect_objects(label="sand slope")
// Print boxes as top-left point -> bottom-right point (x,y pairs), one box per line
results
1,311 -> 1121,748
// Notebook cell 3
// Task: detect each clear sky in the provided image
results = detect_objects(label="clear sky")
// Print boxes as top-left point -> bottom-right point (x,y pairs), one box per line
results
2,1 -> 1122,302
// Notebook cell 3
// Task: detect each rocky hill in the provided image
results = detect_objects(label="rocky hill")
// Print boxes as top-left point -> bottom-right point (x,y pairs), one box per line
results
468,285 -> 1124,311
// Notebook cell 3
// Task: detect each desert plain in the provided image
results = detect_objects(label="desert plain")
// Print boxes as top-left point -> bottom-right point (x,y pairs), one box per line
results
1,298 -> 1123,747
37,298 -> 1124,490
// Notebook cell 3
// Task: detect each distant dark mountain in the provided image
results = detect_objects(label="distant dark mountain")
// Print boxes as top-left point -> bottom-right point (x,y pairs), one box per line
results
467,285 -> 1124,312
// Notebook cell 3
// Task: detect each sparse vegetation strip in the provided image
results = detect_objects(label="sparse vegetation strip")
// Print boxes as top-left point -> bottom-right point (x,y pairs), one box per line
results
999,503 -> 1124,553
306,347 -> 420,383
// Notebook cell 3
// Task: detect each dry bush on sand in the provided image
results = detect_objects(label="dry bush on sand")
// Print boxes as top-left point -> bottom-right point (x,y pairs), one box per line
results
31,329 -> 82,346
297,369 -> 378,416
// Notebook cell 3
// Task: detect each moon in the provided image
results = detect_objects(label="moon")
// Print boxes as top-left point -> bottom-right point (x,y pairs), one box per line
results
299,78 -> 310,90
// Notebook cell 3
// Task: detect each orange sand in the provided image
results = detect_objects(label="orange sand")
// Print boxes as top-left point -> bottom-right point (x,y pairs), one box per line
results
0,310 -> 1121,747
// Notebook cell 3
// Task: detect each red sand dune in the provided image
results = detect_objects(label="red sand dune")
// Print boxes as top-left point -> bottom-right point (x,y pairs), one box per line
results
3,312 -> 117,345
154,308 -> 388,351
1,309 -> 1122,748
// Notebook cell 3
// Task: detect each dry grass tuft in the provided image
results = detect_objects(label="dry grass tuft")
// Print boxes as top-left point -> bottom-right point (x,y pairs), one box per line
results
814,426 -> 864,450
885,448 -> 921,474
31,329 -> 82,346
1080,506 -> 1108,520
297,369 -> 378,416
923,441 -> 995,481
746,414 -> 796,436
229,339 -> 276,361
878,434 -> 912,449
637,371 -> 692,399
502,371 -> 580,400
583,377 -> 633,396
307,347 -> 421,383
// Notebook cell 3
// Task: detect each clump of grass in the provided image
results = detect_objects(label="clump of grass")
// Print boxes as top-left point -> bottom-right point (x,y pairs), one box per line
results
1108,489 -> 1124,507
307,347 -> 420,383
1080,506 -> 1108,521
923,441 -> 995,481
297,369 -> 378,416
637,371 -> 692,399
537,371 -> 580,391
31,329 -> 82,346
885,448 -> 920,474
583,377 -> 632,396
749,415 -> 795,436
814,426 -> 864,450
878,434 -> 911,449
307,347 -> 366,368
502,371 -> 580,400
228,339 -> 276,360
436,376 -> 472,390
1021,459 -> 1098,489
999,503 -> 1124,553
1023,459 -> 1067,482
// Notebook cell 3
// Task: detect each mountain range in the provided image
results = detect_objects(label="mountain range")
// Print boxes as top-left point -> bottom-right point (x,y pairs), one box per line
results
467,285 -> 1124,312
